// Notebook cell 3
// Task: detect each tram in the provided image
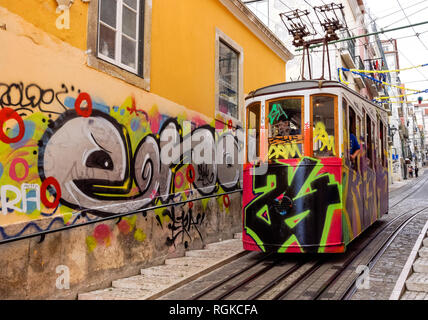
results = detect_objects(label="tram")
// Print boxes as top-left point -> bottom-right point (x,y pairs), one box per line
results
243,80 -> 389,253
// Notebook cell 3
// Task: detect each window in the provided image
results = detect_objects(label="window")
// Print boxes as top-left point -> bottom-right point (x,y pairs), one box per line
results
247,102 -> 260,162
312,95 -> 337,157
267,97 -> 303,160
98,0 -> 142,74
342,99 -> 349,160
366,114 -> 374,169
380,120 -> 386,167
348,105 -> 359,171
219,41 -> 239,119
87,0 -> 150,90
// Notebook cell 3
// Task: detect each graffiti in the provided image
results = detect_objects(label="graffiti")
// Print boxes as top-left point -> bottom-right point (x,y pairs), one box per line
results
0,81 -> 242,251
0,82 -> 77,116
268,142 -> 302,160
197,164 -> 215,187
268,103 -> 288,124
313,122 -> 335,156
243,157 -> 341,253
37,110 -> 241,215
160,203 -> 205,248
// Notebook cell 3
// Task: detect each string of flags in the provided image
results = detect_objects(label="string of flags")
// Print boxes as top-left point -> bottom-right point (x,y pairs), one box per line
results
337,61 -> 428,105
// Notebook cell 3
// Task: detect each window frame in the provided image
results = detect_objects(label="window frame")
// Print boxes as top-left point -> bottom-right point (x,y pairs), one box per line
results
87,0 -> 151,91
246,102 -> 261,163
265,95 -> 305,157
309,94 -> 339,158
97,0 -> 142,74
215,28 -> 244,124
365,113 -> 375,169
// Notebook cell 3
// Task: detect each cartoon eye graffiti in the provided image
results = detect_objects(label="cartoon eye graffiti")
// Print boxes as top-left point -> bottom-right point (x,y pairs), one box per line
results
85,150 -> 114,171
37,110 -> 241,216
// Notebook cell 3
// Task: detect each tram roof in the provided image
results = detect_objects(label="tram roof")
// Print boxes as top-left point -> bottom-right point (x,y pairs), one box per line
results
246,80 -> 388,113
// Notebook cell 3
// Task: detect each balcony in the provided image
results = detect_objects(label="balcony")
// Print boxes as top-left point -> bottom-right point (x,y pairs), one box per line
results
340,30 -> 357,69
364,61 -> 380,97
353,56 -> 366,88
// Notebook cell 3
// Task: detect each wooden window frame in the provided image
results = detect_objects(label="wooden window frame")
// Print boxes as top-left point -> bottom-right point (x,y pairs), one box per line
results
309,94 -> 339,158
246,101 -> 261,164
366,113 -> 375,169
265,95 -> 305,156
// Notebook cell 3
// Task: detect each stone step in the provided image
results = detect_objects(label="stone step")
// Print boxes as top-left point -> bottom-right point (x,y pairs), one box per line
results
78,237 -> 245,300
140,265 -> 203,278
185,249 -> 237,258
401,291 -> 428,300
79,287 -> 152,300
413,258 -> 428,273
406,273 -> 428,292
112,274 -> 174,290
164,256 -> 219,267
205,239 -> 242,251
419,247 -> 428,258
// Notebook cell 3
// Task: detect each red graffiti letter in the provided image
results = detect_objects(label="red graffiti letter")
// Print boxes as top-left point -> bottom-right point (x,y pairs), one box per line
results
74,92 -> 93,118
40,176 -> 61,209
0,108 -> 25,144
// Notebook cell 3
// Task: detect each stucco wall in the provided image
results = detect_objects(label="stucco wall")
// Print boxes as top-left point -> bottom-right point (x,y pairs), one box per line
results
0,7 -> 244,299
0,0 -> 288,299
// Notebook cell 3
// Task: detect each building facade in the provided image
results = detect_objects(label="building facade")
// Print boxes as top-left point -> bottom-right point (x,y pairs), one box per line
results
0,0 -> 292,298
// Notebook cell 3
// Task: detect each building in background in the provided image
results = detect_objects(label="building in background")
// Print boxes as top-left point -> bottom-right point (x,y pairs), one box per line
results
244,0 -> 423,184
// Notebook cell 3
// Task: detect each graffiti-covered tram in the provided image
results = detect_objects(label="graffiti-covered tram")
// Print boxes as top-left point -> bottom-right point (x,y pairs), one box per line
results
243,80 -> 389,253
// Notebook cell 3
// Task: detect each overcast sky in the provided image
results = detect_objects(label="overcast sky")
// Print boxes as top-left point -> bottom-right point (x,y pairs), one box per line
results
364,0 -> 428,102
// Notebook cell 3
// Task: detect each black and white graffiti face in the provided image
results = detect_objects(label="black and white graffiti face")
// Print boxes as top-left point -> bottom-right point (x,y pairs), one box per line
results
38,110 -> 137,214
38,110 -> 242,217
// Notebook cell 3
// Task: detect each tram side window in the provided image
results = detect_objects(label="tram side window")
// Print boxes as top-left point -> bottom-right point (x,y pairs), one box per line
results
349,106 -> 360,170
313,95 -> 336,157
247,103 -> 260,162
383,125 -> 388,168
268,98 -> 303,160
380,121 -> 386,167
366,115 -> 374,169
342,99 -> 349,159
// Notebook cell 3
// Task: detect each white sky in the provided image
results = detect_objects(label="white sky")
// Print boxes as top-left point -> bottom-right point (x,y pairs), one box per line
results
247,0 -> 428,101
363,0 -> 428,102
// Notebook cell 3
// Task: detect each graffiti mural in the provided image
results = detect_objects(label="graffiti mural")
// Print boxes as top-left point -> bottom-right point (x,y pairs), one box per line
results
243,157 -> 343,253
0,82 -> 242,249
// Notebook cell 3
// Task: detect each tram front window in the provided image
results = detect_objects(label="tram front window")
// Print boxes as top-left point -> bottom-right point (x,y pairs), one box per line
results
312,95 -> 337,157
268,97 -> 303,160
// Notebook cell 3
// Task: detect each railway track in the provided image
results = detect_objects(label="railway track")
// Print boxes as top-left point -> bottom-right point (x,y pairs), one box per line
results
159,175 -> 428,301
183,206 -> 428,300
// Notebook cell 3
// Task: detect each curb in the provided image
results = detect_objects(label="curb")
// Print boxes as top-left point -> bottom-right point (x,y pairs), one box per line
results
389,220 -> 428,300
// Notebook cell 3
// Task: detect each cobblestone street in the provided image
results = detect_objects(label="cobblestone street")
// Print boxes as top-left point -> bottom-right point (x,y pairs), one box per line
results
353,172 -> 428,299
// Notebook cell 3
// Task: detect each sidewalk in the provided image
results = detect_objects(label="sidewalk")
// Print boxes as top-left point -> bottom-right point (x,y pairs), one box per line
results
389,167 -> 427,193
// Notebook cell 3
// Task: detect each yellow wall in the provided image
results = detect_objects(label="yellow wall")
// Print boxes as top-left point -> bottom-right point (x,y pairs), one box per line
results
0,0 -> 88,50
0,0 -> 287,118
151,0 -> 286,118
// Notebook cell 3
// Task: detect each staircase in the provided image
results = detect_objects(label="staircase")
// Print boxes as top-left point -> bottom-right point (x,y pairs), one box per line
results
78,233 -> 244,300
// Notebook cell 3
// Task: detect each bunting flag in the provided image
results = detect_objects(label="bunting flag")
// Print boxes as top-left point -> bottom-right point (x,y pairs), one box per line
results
338,67 -> 428,105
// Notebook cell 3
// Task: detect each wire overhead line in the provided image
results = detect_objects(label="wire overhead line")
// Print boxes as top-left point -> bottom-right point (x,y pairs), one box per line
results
396,0 -> 428,52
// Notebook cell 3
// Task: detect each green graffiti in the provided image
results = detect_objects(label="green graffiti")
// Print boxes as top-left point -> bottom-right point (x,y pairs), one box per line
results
268,103 -> 288,124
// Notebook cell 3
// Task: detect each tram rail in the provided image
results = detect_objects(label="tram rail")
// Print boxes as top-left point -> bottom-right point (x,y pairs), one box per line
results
182,176 -> 428,301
